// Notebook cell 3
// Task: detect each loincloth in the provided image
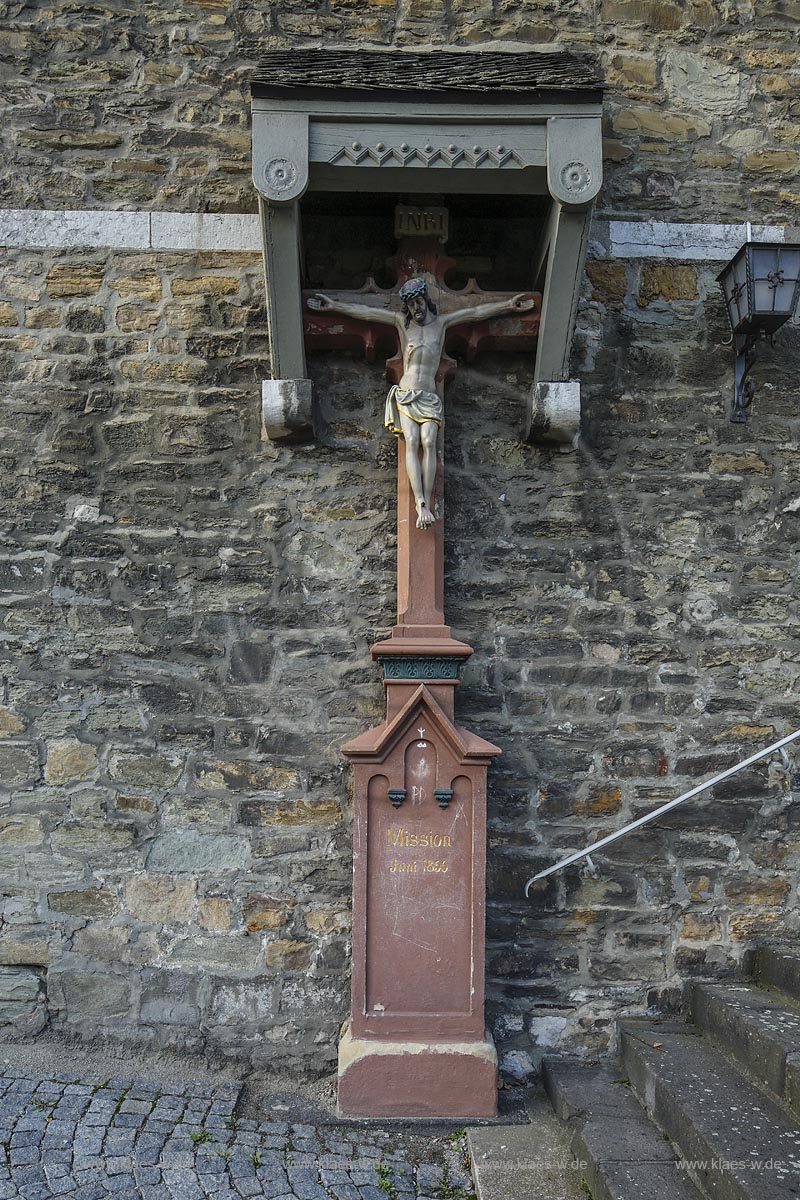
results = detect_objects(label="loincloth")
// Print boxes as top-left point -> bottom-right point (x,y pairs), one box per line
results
384,385 -> 443,438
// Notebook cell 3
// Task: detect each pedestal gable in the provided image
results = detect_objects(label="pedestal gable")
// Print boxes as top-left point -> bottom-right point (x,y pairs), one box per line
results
341,684 -> 502,765
251,48 -> 604,445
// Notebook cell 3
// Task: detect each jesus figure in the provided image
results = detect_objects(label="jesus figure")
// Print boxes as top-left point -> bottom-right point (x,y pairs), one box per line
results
308,278 -> 535,529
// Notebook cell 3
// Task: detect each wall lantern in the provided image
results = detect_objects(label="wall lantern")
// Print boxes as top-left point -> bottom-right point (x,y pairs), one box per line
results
718,237 -> 800,422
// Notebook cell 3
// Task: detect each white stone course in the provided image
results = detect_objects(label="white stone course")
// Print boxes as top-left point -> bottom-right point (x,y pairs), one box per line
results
609,220 -> 786,261
0,208 -> 792,260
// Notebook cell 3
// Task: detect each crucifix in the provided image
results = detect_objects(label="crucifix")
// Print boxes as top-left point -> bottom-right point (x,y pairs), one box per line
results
312,211 -> 541,1118
309,279 -> 535,530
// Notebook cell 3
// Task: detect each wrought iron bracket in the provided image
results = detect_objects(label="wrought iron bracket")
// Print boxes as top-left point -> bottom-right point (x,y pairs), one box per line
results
731,331 -> 761,423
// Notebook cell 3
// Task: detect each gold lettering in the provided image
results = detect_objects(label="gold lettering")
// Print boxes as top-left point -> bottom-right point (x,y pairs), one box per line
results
387,828 -> 454,851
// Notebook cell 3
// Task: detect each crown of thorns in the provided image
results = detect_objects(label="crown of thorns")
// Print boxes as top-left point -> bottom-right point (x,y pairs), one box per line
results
399,278 -> 428,301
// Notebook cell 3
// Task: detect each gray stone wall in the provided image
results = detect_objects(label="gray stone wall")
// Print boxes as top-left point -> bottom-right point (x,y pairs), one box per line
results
1,1 -> 800,1076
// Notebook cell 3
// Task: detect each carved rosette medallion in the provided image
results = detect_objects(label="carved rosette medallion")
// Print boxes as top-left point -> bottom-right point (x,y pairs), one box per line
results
559,160 -> 592,195
264,157 -> 299,194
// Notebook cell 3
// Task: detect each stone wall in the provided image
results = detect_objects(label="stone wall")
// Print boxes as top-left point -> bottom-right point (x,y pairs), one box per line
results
1,1 -> 800,1076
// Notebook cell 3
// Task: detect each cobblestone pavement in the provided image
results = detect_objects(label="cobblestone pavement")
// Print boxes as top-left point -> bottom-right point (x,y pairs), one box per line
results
0,1068 -> 476,1200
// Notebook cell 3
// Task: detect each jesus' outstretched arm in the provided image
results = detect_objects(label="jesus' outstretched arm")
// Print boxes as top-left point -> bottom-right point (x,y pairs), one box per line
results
307,292 -> 402,329
441,292 -> 536,328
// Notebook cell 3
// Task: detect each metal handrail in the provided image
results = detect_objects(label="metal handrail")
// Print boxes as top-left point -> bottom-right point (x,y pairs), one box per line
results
524,727 -> 800,895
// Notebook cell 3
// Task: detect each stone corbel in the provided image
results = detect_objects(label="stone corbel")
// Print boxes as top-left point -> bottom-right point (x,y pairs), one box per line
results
253,114 -> 313,440
524,116 -> 601,451
525,381 -> 581,451
252,111 -> 309,204
546,115 -> 602,211
261,379 -> 314,441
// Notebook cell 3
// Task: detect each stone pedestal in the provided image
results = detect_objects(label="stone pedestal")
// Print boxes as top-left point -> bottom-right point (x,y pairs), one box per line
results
338,441 -> 500,1118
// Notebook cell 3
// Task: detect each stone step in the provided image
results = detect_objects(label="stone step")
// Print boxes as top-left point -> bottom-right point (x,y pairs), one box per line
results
620,1017 -> 800,1200
689,982 -> 800,1119
542,1058 -> 703,1200
754,944 -> 800,1004
467,1091 -> 586,1200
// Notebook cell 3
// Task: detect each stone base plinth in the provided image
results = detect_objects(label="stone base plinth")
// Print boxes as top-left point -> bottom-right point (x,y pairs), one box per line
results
337,1025 -> 498,1118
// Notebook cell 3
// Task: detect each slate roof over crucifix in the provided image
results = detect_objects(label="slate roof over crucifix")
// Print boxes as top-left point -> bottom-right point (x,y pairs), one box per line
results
252,49 -> 604,98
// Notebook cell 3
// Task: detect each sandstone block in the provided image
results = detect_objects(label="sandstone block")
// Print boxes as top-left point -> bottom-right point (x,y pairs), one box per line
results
602,0 -> 684,28
126,876 -> 196,922
586,259 -> 628,305
45,738 -> 98,785
46,265 -> 105,298
146,831 -> 249,873
196,758 -> 301,792
264,939 -> 312,969
0,936 -> 52,965
20,130 -> 123,150
686,874 -> 715,902
572,786 -> 623,817
743,149 -> 800,172
761,74 -> 796,96
0,707 -> 24,735
729,913 -> 785,941
47,887 -> 118,916
108,750 -> 184,788
171,275 -> 240,298
238,798 -> 341,827
0,743 -> 39,789
613,106 -> 711,140
709,451 -> 773,475
244,894 -> 296,932
116,303 -> 160,332
606,52 -> 658,89
143,62 -> 183,83
0,815 -> 43,848
26,307 -> 62,329
603,138 -> 633,162
0,302 -> 18,326
109,273 -> 162,301
680,914 -> 721,940
724,877 -> 790,905
638,263 -> 698,306
304,908 -> 351,933
198,897 -> 232,930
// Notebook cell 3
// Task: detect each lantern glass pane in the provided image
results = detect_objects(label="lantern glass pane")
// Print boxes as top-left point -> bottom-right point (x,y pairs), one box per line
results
776,248 -> 800,314
733,252 -> 750,324
752,245 -> 800,315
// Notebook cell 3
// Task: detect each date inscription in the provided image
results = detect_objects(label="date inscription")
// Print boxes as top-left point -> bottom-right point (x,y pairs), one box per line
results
389,858 -> 449,874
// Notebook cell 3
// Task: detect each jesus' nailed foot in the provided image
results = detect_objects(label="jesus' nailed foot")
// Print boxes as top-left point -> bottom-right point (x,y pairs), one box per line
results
416,498 -> 436,529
